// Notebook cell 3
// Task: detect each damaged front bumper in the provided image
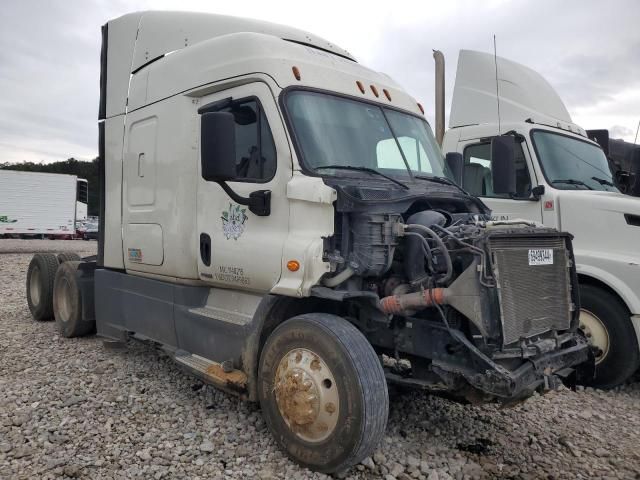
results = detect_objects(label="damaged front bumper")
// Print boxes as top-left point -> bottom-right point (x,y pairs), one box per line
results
433,329 -> 594,401
381,317 -> 594,402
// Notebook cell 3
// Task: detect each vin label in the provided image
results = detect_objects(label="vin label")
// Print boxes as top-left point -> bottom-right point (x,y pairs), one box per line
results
528,248 -> 553,266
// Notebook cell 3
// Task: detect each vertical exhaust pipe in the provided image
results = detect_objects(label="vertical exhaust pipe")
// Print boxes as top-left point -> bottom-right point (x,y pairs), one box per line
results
433,50 -> 445,146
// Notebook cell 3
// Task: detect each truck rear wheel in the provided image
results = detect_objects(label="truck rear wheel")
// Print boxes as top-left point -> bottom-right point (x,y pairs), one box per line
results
26,253 -> 59,321
57,252 -> 81,264
579,284 -> 640,388
258,313 -> 388,474
53,261 -> 95,338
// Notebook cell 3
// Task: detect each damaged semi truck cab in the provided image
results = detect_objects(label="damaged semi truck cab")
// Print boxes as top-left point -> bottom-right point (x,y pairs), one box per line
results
26,12 -> 590,473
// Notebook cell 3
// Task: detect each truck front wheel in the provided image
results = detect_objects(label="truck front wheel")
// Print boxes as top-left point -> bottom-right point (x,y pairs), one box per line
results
579,284 -> 640,388
258,313 -> 388,474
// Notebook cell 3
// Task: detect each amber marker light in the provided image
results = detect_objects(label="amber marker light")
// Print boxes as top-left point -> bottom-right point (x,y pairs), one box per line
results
417,102 -> 425,114
356,80 -> 365,94
383,89 -> 391,101
370,85 -> 379,97
287,260 -> 300,272
292,66 -> 301,80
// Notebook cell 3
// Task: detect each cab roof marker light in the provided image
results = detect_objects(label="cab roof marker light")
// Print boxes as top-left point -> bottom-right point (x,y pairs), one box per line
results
356,80 -> 365,94
417,102 -> 425,114
292,66 -> 301,81
383,89 -> 391,101
370,85 -> 379,97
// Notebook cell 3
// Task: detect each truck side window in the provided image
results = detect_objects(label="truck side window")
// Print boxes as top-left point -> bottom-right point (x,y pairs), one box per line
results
463,141 -> 532,198
219,99 -> 276,183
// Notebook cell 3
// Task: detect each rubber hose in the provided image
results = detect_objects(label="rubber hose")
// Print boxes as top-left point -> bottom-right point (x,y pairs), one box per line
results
322,266 -> 355,288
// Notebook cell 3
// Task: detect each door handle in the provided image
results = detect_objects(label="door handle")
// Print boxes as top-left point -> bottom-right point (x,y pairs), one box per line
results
199,233 -> 211,267
138,153 -> 145,177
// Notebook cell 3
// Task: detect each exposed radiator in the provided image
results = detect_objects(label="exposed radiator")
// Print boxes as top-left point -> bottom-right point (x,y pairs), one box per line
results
489,236 -> 572,345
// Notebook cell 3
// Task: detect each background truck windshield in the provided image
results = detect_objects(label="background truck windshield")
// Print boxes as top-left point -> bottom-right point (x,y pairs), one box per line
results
285,90 -> 446,178
531,130 -> 619,192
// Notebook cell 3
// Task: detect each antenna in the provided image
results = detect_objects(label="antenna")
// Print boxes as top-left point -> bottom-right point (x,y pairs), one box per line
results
634,119 -> 639,144
493,35 -> 502,135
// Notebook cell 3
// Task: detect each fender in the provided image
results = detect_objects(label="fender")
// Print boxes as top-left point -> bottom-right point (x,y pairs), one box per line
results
576,264 -> 640,352
574,253 -> 640,315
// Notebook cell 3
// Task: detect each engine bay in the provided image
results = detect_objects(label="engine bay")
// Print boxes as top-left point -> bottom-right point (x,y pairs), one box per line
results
318,182 -> 592,401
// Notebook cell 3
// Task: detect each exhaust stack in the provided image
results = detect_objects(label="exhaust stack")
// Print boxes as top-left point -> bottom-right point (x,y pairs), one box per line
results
433,50 -> 445,146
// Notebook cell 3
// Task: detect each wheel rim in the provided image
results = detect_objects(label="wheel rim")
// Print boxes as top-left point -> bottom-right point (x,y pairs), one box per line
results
57,278 -> 72,323
579,309 -> 610,365
30,266 -> 41,306
273,348 -> 339,443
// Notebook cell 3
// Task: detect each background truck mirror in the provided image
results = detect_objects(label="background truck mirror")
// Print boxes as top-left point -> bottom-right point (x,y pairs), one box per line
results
491,135 -> 517,195
445,152 -> 464,186
586,129 -> 610,156
201,112 -> 237,182
629,149 -> 640,196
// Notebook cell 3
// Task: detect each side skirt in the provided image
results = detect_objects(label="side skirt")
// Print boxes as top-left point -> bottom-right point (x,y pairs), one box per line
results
94,269 -> 262,396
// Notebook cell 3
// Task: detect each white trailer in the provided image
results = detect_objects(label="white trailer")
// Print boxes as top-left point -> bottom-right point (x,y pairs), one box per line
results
0,170 -> 88,237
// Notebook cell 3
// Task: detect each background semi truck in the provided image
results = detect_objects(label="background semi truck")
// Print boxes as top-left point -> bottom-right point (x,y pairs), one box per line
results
25,12 -> 591,473
0,170 -> 88,238
440,50 -> 640,388
585,129 -> 640,196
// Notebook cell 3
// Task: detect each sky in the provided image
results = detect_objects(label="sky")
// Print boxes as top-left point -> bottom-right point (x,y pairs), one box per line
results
0,0 -> 638,164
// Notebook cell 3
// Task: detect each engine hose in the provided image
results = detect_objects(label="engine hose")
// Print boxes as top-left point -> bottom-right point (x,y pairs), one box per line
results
431,224 -> 495,287
404,231 -> 435,272
404,224 -> 453,285
322,266 -> 355,288
379,287 -> 449,315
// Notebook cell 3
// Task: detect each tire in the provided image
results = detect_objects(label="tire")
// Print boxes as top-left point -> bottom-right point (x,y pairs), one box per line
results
258,313 -> 388,474
53,261 -> 95,338
578,284 -> 640,388
26,253 -> 59,321
57,252 -> 81,264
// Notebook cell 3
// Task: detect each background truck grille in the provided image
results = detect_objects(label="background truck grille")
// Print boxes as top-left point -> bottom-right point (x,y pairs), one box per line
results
489,236 -> 572,345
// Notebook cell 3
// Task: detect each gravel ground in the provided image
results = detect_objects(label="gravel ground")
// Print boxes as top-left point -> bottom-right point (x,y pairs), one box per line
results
1,239 -> 639,479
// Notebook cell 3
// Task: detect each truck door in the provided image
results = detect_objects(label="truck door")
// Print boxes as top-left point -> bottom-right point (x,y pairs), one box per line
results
461,138 -> 543,223
196,82 -> 290,292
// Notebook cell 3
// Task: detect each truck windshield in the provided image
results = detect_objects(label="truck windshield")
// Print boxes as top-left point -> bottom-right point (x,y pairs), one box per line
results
531,130 -> 619,192
285,90 -> 447,180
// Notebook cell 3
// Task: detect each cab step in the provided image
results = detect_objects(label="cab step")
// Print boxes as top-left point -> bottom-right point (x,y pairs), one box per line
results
174,351 -> 248,395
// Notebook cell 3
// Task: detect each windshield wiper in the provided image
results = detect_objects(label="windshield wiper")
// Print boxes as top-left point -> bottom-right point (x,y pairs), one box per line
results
314,165 -> 410,190
591,176 -> 616,187
414,174 -> 468,194
550,179 -> 593,190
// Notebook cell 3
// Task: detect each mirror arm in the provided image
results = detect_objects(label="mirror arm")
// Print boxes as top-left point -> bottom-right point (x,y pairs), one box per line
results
217,181 -> 271,217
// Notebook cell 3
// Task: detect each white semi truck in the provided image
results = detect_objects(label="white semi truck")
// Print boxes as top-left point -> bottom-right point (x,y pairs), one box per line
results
440,50 -> 640,388
0,170 -> 88,238
25,12 -> 592,473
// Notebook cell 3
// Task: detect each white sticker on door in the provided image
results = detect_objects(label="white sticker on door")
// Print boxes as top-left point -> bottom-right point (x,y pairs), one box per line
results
528,249 -> 553,266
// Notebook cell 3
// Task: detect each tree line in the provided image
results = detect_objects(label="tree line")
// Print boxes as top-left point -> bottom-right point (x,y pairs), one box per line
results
0,158 -> 100,216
